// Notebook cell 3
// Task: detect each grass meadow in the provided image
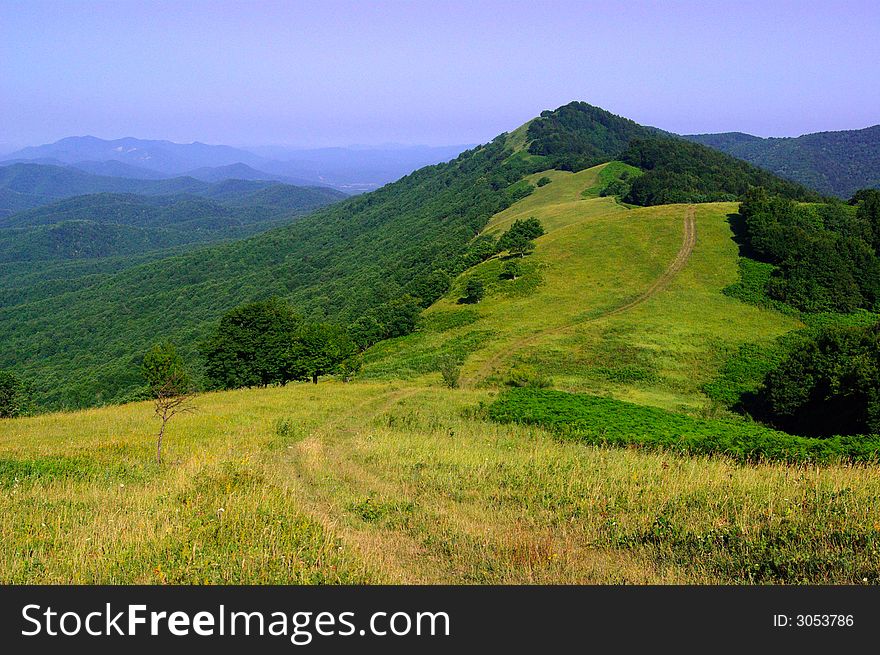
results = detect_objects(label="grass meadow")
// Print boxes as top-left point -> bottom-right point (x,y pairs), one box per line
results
3,165 -> 878,584
2,380 -> 879,584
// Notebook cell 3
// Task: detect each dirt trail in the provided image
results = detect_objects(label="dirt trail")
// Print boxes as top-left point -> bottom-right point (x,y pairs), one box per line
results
462,205 -> 697,387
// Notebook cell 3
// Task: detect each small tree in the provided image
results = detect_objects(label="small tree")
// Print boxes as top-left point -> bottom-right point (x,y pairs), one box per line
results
0,370 -> 28,419
501,260 -> 523,280
143,342 -> 194,464
498,217 -> 544,258
461,278 -> 485,304
291,322 -> 359,384
438,356 -> 461,388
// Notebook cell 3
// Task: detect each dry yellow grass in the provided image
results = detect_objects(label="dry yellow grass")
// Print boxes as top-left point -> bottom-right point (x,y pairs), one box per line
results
3,380 -> 879,584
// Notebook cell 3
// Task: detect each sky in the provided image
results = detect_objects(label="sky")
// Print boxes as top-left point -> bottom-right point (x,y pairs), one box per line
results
1,0 -> 879,149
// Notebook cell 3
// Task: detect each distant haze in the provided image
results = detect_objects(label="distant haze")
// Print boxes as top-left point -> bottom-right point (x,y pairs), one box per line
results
2,0 -> 878,148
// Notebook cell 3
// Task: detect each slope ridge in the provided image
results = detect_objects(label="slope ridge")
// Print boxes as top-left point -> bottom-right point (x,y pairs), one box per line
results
363,171 -> 800,411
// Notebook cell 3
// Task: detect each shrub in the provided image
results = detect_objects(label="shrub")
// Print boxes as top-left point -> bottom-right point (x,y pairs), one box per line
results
503,364 -> 552,389
500,260 -> 523,280
536,176 -> 552,187
438,357 -> 461,389
461,278 -> 485,304
488,388 -> 880,464
0,370 -> 29,419
762,323 -> 880,437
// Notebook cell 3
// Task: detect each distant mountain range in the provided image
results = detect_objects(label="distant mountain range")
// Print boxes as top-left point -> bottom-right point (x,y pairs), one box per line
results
0,183 -> 344,264
685,125 -> 880,198
0,163 -> 293,217
0,136 -> 471,192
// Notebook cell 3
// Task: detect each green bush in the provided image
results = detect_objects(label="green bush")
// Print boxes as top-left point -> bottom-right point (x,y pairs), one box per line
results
503,365 -> 552,389
438,357 -> 461,389
762,323 -> 880,437
461,278 -> 485,304
0,370 -> 30,418
488,388 -> 880,464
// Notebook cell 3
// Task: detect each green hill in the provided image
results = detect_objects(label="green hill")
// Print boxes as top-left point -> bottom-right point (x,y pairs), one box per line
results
685,125 -> 880,198
361,164 -> 801,412
0,102 -> 817,409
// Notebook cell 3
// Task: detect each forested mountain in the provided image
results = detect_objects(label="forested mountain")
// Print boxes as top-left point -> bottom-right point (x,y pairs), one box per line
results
523,102 -> 817,204
685,125 -> 880,198
2,137 -> 470,192
0,184 -> 344,263
0,163 -> 338,217
0,101 -> 817,409
2,136 -> 269,175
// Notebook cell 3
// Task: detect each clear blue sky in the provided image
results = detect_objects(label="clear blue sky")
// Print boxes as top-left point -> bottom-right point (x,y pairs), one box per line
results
1,0 -> 878,148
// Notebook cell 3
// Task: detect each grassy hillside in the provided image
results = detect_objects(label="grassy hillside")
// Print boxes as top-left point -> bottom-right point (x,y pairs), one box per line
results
2,152 -> 878,584
362,164 -> 800,413
3,379 -> 879,584
686,125 -> 880,198
0,103 -> 830,411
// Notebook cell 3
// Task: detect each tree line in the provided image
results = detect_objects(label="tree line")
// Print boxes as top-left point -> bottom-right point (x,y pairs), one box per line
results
738,187 -> 880,312
0,216 -> 547,419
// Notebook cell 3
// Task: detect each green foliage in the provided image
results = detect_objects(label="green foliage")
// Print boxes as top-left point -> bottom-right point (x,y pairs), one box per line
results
142,341 -> 190,397
488,388 -> 880,464
722,257 -> 796,313
0,162 -> 342,218
0,370 -> 29,418
292,322 -> 359,384
500,260 -> 523,280
0,185 -> 343,264
461,278 -> 485,304
583,161 -> 643,199
762,324 -> 880,437
0,135 -> 536,409
527,101 -> 666,171
737,188 -> 880,312
202,298 -> 302,389
703,342 -> 785,408
686,126 -> 880,198
497,217 -> 544,258
409,269 -> 452,307
438,356 -> 461,389
503,364 -> 552,389
202,298 -> 358,388
621,139 -> 819,206
350,295 -> 422,349
535,176 -> 552,187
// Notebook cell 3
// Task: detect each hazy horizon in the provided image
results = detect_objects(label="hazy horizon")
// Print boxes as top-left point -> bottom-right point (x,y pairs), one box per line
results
2,0 -> 878,150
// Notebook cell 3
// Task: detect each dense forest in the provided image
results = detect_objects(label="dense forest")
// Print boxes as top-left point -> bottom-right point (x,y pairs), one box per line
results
715,188 -> 880,438
737,188 -> 880,312
525,101 -> 668,171
0,135 -> 538,408
620,139 -> 820,205
686,125 -> 880,198
0,163 -> 321,217
524,102 -> 817,205
0,186 -> 344,262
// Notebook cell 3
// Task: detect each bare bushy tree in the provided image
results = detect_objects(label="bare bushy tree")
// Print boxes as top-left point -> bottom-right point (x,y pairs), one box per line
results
142,342 -> 194,464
